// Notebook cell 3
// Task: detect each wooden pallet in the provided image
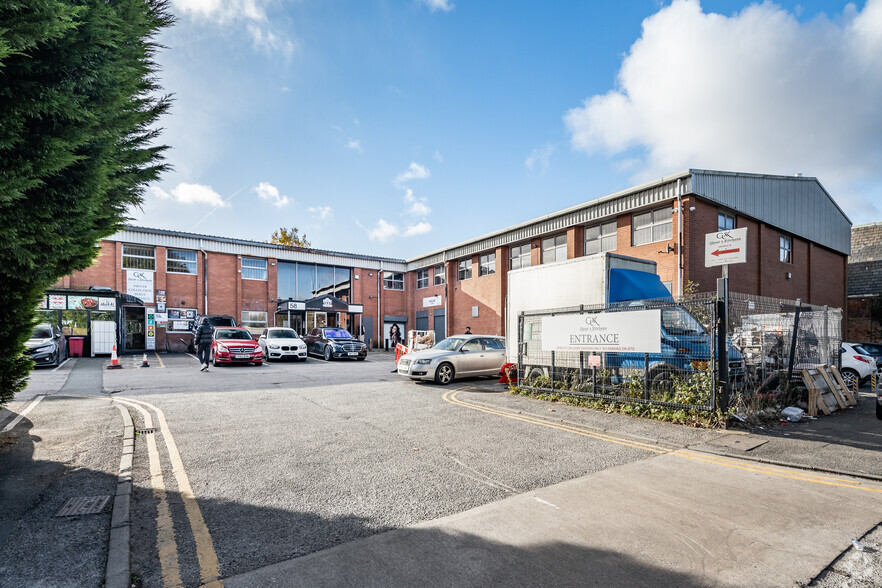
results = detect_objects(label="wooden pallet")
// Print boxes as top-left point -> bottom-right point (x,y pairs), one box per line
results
799,366 -> 857,416
825,365 -> 858,405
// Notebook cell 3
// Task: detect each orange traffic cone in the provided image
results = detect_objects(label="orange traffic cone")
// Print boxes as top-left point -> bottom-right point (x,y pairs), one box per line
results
141,353 -> 150,368
107,345 -> 122,370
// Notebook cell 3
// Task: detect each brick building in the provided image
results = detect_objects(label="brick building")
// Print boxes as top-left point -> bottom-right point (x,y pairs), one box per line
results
44,169 -> 852,354
846,222 -> 882,341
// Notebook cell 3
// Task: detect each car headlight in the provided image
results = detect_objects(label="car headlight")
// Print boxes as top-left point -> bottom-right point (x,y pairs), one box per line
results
216,344 -> 228,353
35,344 -> 56,353
269,344 -> 280,349
415,358 -> 432,365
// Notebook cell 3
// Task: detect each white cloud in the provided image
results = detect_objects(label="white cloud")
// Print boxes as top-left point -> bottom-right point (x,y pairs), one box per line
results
346,139 -> 363,153
248,24 -> 297,58
253,182 -> 289,207
422,0 -> 454,13
308,206 -> 334,221
525,143 -> 556,174
433,150 -> 444,163
403,188 -> 431,216
394,162 -> 431,187
563,0 -> 882,221
150,183 -> 228,207
403,222 -> 432,237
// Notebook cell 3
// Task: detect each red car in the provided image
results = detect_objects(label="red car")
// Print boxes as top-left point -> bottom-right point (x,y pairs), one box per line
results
210,327 -> 264,366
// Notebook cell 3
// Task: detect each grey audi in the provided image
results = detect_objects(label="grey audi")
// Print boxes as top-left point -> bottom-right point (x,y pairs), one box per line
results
397,334 -> 506,385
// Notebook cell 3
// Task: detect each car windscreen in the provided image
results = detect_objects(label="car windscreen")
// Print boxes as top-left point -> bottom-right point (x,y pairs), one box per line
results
268,329 -> 297,338
32,327 -> 53,339
662,307 -> 705,335
216,329 -> 253,340
207,317 -> 236,327
434,337 -> 465,351
323,329 -> 354,339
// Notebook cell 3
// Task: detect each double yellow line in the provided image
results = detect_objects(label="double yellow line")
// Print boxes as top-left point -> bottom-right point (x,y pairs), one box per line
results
443,389 -> 882,495
115,397 -> 222,587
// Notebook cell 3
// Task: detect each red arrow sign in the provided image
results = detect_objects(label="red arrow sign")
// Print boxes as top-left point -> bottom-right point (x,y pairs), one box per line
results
712,247 -> 740,257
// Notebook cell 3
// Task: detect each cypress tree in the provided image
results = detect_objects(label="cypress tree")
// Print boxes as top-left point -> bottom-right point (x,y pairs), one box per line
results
0,0 -> 173,403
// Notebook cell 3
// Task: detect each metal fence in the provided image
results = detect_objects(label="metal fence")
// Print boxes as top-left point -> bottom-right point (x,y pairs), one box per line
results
517,292 -> 842,413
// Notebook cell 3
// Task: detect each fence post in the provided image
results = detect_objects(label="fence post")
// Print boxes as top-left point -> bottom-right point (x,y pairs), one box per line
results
551,351 -> 555,390
716,278 -> 729,413
643,352 -> 650,400
786,299 -> 802,387
517,313 -> 524,384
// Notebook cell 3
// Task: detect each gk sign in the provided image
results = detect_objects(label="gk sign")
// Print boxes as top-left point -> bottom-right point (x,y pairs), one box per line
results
705,227 -> 747,268
541,309 -> 661,353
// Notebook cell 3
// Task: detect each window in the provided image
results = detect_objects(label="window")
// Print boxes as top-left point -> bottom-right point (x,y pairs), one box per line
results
718,212 -> 735,231
458,258 -> 472,281
167,249 -> 197,274
241,311 -> 267,332
122,245 -> 155,271
541,234 -> 567,264
242,257 -> 267,280
585,221 -> 617,255
510,243 -> 531,270
416,268 -> 429,289
780,235 -> 792,263
384,271 -> 404,290
434,265 -> 445,286
479,252 -> 496,276
633,207 -> 673,246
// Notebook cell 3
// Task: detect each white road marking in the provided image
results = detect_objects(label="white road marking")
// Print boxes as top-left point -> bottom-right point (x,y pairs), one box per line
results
532,497 -> 560,509
51,358 -> 71,372
2,395 -> 46,433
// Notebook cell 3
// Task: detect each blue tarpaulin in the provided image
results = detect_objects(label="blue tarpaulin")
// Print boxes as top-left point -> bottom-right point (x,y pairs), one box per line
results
608,268 -> 673,303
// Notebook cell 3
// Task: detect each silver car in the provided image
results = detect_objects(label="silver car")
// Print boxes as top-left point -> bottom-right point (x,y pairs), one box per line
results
397,334 -> 506,385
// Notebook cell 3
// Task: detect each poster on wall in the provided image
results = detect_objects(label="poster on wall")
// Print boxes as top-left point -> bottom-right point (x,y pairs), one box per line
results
126,269 -> 154,303
49,295 -> 66,309
38,297 -> 48,309
98,298 -> 116,311
145,308 -> 155,350
156,313 -> 167,328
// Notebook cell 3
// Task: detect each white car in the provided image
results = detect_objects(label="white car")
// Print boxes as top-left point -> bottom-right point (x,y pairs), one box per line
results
840,342 -> 877,389
258,328 -> 307,362
397,334 -> 506,385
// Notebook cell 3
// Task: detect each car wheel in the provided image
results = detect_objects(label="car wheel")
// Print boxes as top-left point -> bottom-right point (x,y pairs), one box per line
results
323,346 -> 332,361
434,362 -> 455,385
212,351 -> 219,367
840,368 -> 859,390
254,361 -> 262,366
356,356 -> 366,361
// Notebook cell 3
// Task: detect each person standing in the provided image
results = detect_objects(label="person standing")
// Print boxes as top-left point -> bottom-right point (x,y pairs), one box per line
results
464,326 -> 472,335
194,321 -> 214,371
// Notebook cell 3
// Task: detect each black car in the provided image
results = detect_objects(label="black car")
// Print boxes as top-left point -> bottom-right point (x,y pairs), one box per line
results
24,323 -> 68,367
303,327 -> 367,361
187,314 -> 237,353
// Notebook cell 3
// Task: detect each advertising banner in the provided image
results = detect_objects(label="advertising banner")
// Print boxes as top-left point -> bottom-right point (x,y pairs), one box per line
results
145,308 -> 155,350
541,309 -> 661,353
98,297 -> 116,311
126,269 -> 154,303
49,295 -> 66,309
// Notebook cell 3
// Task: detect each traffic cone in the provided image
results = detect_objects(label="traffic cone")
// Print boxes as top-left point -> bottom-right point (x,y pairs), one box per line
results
141,353 -> 150,368
107,345 -> 122,370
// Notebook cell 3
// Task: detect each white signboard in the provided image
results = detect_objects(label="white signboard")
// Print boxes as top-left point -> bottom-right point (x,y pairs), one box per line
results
705,227 -> 747,268
49,294 -> 66,309
423,295 -> 442,308
348,304 -> 364,314
98,297 -> 116,311
126,269 -> 154,303
541,309 -> 661,353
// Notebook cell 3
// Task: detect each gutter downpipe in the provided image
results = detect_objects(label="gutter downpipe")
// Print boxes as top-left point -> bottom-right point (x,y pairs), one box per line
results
443,252 -> 448,339
200,239 -> 209,314
677,179 -> 683,298
377,262 -> 382,350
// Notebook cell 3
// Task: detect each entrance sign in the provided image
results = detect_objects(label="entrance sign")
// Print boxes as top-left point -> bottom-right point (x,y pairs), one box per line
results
541,309 -> 661,353
126,269 -> 154,303
705,227 -> 747,268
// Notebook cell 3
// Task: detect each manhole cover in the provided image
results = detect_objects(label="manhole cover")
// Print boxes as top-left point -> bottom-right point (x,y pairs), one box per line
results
706,434 -> 769,452
55,495 -> 111,517
136,428 -> 156,435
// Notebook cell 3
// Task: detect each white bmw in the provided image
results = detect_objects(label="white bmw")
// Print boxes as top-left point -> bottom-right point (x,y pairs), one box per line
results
258,327 -> 308,362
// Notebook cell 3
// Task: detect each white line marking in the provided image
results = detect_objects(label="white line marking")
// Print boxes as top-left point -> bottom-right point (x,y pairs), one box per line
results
51,358 -> 71,372
532,497 -> 560,509
2,395 -> 46,433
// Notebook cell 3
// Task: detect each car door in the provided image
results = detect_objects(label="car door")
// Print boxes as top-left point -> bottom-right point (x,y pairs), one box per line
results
457,338 -> 485,375
480,338 -> 507,374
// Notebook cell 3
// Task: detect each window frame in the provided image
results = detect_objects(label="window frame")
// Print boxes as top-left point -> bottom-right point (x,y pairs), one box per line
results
433,265 -> 445,286
718,212 -> 735,231
383,271 -> 404,290
166,249 -> 198,275
241,257 -> 268,281
541,234 -> 567,264
584,220 -> 617,256
457,258 -> 472,281
479,252 -> 496,277
241,310 -> 268,333
416,268 -> 429,289
632,207 -> 673,246
780,234 -> 792,264
509,243 -> 531,271
122,244 -> 156,271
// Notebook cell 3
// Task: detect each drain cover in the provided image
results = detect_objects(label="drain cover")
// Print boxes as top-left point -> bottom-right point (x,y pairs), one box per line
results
136,428 -> 156,435
56,495 -> 111,517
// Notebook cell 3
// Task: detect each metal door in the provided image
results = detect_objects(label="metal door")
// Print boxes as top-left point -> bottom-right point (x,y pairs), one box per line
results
362,317 -> 374,348
416,315 -> 429,331
433,312 -> 446,341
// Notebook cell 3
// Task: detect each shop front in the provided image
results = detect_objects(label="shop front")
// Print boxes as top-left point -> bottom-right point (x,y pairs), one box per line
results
38,288 -> 139,356
283,295 -> 364,336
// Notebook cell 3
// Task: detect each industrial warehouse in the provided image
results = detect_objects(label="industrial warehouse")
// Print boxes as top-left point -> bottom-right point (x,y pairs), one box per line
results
43,169 -> 852,355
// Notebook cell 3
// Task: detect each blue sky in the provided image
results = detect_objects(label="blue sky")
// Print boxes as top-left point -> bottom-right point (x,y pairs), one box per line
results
135,0 -> 882,258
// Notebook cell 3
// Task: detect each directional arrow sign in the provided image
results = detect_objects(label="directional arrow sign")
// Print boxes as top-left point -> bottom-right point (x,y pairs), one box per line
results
705,227 -> 747,268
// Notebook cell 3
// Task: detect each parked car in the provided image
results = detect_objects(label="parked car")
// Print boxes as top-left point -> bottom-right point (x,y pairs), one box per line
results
188,315 -> 237,353
856,342 -> 882,369
210,327 -> 263,366
24,323 -> 67,367
258,328 -> 307,362
397,334 -> 506,385
840,342 -> 877,388
303,327 -> 367,361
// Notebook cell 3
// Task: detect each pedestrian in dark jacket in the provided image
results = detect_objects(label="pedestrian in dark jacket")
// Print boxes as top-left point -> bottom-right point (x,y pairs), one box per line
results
194,322 -> 214,371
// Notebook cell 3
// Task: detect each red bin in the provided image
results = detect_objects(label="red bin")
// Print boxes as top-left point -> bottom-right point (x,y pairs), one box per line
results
68,336 -> 85,357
